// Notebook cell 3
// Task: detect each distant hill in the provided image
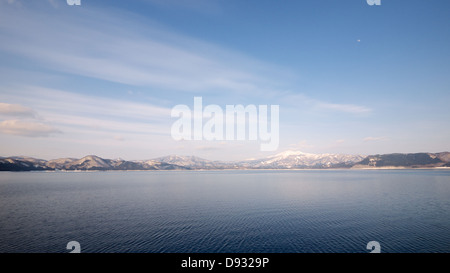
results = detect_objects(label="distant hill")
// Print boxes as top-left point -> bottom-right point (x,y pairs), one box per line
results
1,151 -> 449,171
353,152 -> 450,168
0,155 -> 188,171
0,157 -> 53,171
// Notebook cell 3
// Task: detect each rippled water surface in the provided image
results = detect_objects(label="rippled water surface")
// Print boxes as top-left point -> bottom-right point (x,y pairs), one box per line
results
1,170 -> 450,253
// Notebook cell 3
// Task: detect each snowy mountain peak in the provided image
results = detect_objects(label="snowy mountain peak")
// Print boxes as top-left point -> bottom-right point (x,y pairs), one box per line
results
73,155 -> 110,168
248,150 -> 366,168
271,150 -> 308,158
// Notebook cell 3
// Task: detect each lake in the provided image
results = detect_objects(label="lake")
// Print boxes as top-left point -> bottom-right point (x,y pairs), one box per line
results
0,169 -> 449,253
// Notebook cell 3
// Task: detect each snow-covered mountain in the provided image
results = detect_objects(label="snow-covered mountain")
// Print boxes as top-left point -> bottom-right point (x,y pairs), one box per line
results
238,150 -> 366,169
154,155 -> 210,167
1,151 -> 449,171
61,155 -> 188,171
153,151 -> 366,169
46,158 -> 78,169
0,155 -> 188,171
0,157 -> 52,171
154,155 -> 233,169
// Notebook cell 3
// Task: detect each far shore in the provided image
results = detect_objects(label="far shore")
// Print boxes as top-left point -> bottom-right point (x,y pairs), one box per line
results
2,167 -> 450,173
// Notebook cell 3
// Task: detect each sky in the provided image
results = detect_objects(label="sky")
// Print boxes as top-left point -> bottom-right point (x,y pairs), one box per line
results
0,0 -> 449,161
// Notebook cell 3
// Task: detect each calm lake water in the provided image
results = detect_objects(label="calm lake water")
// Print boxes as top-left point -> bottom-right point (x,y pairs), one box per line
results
1,170 -> 449,253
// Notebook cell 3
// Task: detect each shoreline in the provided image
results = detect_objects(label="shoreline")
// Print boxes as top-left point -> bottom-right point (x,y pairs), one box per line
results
1,167 -> 450,173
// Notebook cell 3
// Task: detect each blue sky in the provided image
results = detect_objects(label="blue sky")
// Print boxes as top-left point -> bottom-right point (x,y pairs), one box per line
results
0,0 -> 449,160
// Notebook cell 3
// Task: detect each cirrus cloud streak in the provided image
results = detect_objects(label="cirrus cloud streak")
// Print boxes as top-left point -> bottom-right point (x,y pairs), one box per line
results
0,119 -> 60,137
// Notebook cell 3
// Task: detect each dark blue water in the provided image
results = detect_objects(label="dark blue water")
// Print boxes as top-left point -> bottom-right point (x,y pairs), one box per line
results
1,170 -> 449,253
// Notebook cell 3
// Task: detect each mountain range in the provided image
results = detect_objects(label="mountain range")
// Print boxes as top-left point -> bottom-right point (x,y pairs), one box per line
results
1,151 -> 449,171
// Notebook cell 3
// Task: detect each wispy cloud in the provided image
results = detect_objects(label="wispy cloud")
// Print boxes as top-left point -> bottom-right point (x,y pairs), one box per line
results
363,136 -> 389,142
142,0 -> 222,14
46,0 -> 59,8
280,93 -> 372,115
113,136 -> 125,142
0,120 -> 60,137
0,102 -> 59,137
0,5 -> 286,96
195,145 -> 220,151
0,85 -> 172,137
0,103 -> 35,117
288,140 -> 315,150
0,0 -> 21,6
1,0 -> 64,8
315,102 -> 372,114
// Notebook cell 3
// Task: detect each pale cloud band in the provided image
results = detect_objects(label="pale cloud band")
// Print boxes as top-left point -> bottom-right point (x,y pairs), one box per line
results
0,86 -> 172,139
0,119 -> 60,137
364,136 -> 389,142
0,102 -> 59,137
316,102 -> 372,114
0,4 -> 284,96
0,102 -> 35,117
